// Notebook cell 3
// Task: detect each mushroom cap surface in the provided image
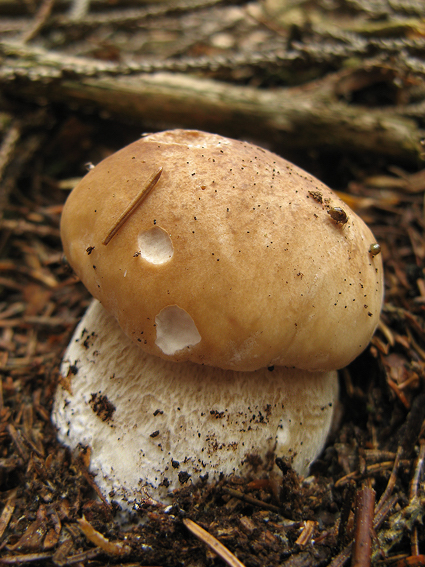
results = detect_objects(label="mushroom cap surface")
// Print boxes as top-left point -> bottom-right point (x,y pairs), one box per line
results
61,129 -> 383,371
52,300 -> 338,508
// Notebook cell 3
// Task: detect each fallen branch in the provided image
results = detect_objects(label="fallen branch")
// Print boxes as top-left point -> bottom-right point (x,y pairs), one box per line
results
0,61 -> 421,163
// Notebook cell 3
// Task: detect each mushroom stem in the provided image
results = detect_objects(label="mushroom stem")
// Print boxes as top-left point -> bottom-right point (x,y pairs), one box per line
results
52,300 -> 338,509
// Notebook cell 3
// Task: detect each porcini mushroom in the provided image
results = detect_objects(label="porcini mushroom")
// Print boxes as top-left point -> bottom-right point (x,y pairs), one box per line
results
54,300 -> 339,507
53,129 -> 383,510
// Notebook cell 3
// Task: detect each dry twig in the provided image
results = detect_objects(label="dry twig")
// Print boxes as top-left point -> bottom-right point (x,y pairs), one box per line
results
77,516 -> 130,556
221,486 -> 287,514
20,0 -> 56,44
409,441 -> 425,557
352,485 -> 375,567
183,518 -> 246,567
375,445 -> 403,515
0,121 -> 20,195
0,489 -> 17,541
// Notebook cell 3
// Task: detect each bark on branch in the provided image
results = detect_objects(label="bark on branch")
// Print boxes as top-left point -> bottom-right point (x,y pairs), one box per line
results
8,70 -> 424,163
0,40 -> 423,163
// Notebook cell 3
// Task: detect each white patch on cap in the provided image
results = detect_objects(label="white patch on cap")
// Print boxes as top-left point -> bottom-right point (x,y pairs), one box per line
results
138,227 -> 174,265
155,305 -> 201,355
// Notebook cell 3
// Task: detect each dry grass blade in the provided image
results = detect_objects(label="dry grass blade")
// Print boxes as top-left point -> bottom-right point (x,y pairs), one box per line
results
335,458 -> 410,487
183,518 -> 246,567
328,547 -> 352,567
75,453 -> 112,513
0,121 -> 20,187
55,548 -> 101,565
77,516 -> 130,556
6,424 -> 29,461
20,0 -> 56,43
221,486 -> 284,514
68,0 -> 90,21
373,495 -> 398,531
295,520 -> 316,548
51,538 -> 73,566
56,0 -> 223,27
0,488 -> 17,540
410,441 -> 425,501
0,552 -> 54,564
0,219 -> 60,238
409,441 -> 425,556
375,445 -> 403,516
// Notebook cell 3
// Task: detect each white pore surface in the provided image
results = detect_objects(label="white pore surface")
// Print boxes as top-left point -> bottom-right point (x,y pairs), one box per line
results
155,305 -> 202,355
138,226 -> 174,265
52,300 -> 338,511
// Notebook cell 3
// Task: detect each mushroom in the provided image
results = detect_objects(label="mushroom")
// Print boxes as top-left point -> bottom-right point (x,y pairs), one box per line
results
53,129 -> 383,510
54,300 -> 339,507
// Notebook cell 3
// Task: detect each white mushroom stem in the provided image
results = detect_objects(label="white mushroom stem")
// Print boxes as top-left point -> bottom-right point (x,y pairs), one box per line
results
52,300 -> 338,510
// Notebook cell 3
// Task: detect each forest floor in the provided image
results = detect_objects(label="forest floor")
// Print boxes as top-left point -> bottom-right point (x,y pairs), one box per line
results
1,1 -> 425,566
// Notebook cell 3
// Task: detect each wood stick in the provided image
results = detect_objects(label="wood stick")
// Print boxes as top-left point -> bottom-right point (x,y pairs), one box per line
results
374,445 -> 402,515
0,41 -> 422,163
20,0 -> 56,43
352,486 -> 375,567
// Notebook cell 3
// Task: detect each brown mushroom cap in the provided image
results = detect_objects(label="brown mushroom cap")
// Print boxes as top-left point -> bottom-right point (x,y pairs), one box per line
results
61,129 -> 383,372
